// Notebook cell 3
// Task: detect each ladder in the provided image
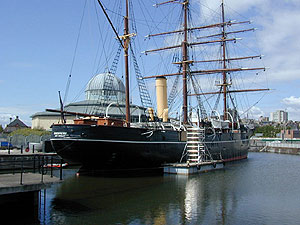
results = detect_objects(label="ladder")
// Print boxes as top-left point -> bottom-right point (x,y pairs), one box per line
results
186,126 -> 206,164
130,44 -> 153,109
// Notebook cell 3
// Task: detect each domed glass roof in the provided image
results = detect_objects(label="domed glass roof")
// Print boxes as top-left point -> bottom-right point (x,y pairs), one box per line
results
85,73 -> 126,103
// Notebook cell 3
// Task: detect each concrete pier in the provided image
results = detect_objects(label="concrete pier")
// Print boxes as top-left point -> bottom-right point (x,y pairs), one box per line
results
163,160 -> 225,175
0,173 -> 62,195
0,149 -> 64,223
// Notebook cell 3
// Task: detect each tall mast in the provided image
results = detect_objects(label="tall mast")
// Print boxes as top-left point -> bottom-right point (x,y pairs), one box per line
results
96,0 -> 131,125
142,0 -> 268,121
221,0 -> 228,120
182,0 -> 189,124
124,0 -> 131,127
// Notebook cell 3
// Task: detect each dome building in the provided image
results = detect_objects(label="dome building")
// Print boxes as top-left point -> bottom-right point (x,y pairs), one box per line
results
85,73 -> 126,103
31,73 -> 146,130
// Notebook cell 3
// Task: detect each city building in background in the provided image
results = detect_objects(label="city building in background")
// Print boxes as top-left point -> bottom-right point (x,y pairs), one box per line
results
270,110 -> 288,123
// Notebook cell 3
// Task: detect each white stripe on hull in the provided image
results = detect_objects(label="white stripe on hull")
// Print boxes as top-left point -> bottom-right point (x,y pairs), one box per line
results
51,138 -> 249,144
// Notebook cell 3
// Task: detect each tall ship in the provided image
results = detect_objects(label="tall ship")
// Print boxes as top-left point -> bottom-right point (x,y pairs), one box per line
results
50,0 -> 268,172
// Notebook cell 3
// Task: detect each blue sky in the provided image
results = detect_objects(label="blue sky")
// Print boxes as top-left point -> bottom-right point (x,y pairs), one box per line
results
1,0 -> 300,127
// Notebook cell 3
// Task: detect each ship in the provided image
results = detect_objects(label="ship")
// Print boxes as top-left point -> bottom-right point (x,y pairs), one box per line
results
50,0 -> 269,172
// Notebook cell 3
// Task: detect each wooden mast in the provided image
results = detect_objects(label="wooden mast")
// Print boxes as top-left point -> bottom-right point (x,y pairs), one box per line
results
96,0 -> 132,125
221,0 -> 228,120
142,0 -> 268,122
124,0 -> 131,127
182,0 -> 189,124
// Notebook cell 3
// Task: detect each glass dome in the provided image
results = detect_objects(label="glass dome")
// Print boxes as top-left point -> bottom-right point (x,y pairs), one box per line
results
85,73 -> 126,103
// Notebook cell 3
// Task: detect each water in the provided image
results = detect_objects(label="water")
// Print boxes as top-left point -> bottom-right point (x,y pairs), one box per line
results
29,153 -> 300,224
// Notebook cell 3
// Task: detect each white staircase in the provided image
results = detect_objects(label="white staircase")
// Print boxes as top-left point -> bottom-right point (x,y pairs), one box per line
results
186,126 -> 206,164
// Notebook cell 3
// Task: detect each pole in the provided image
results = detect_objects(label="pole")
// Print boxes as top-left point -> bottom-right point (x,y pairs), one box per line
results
124,0 -> 131,127
221,0 -> 227,120
182,0 -> 189,124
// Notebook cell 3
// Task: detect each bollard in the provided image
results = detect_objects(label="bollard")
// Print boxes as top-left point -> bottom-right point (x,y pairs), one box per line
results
33,145 -> 35,154
21,145 -> 23,154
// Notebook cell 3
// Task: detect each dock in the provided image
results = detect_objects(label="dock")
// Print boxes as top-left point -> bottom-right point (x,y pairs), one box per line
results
0,173 -> 62,195
163,160 -> 225,175
164,126 -> 225,175
0,151 -> 64,217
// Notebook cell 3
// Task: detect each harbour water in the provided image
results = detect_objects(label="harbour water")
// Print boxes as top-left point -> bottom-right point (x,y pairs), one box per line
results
11,152 -> 300,224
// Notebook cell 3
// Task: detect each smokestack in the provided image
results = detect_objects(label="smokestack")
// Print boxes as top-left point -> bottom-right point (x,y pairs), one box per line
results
155,76 -> 168,121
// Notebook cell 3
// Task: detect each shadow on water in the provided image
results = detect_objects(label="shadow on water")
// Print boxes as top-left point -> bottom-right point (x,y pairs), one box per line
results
51,198 -> 93,215
78,167 -> 164,178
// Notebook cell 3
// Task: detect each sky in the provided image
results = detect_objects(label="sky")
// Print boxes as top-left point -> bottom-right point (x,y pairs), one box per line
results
0,0 -> 300,127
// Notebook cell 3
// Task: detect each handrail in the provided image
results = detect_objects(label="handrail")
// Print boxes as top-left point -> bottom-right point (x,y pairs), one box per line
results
225,112 -> 234,132
0,154 -> 64,184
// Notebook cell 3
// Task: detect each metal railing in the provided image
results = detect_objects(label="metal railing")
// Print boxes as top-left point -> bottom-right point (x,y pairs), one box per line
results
0,154 -> 64,185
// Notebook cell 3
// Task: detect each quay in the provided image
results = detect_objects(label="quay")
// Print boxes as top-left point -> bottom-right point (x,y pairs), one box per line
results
0,172 -> 61,195
250,137 -> 300,155
0,151 -> 64,219
163,160 -> 224,175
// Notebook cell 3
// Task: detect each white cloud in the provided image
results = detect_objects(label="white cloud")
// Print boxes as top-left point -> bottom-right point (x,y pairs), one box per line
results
0,105 -> 44,127
247,106 -> 264,119
281,96 -> 300,120
0,113 -> 15,128
195,0 -> 300,85
282,96 -> 300,107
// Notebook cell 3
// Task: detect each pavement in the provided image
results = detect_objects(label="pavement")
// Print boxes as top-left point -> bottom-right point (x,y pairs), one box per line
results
0,173 -> 62,195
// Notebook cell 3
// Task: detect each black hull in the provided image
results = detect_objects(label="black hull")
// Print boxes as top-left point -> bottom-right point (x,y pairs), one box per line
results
51,124 -> 249,171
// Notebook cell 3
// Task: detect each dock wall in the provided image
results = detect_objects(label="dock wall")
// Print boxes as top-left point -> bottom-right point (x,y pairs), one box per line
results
250,138 -> 300,155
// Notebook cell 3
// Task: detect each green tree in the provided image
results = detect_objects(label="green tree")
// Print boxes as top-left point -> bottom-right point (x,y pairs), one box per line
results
9,128 -> 51,136
0,125 -> 3,133
254,125 -> 282,138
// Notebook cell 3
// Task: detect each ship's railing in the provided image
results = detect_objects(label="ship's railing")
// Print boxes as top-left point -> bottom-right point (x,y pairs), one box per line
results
130,121 -> 181,131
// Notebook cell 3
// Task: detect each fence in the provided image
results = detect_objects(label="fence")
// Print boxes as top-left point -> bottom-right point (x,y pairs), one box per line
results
0,154 -> 64,184
2,134 -> 51,149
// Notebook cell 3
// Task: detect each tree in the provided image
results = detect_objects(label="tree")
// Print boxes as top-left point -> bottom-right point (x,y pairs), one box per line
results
8,128 -> 51,136
0,125 -> 3,133
254,125 -> 282,138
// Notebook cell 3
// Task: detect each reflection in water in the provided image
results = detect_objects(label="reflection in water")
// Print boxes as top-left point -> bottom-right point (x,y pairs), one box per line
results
41,153 -> 300,225
184,177 -> 201,222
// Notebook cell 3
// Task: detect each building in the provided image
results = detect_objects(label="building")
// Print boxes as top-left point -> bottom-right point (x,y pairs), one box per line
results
281,130 -> 300,139
3,116 -> 29,133
270,110 -> 288,123
259,116 -> 269,122
31,73 -> 147,130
